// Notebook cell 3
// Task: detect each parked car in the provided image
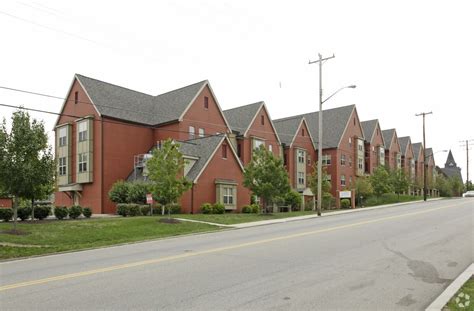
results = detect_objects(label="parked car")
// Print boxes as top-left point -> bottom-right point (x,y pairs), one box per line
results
463,191 -> 474,197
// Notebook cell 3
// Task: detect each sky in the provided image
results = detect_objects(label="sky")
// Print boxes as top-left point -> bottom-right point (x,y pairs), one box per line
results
0,0 -> 473,182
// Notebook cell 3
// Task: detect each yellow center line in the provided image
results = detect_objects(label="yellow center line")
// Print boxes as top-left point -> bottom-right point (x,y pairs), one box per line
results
0,202 -> 469,292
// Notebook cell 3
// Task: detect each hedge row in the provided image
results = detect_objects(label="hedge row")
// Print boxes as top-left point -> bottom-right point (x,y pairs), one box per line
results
0,205 -> 92,222
116,203 -> 181,217
201,203 -> 225,214
241,204 -> 260,213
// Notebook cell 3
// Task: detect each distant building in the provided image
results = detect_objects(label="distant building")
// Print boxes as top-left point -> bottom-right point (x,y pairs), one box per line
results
437,150 -> 463,183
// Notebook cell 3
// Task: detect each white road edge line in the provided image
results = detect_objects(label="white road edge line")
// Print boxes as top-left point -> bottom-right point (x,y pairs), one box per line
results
425,263 -> 474,311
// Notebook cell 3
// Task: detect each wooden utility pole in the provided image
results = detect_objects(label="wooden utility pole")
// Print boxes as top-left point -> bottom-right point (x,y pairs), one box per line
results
415,112 -> 432,201
460,139 -> 473,189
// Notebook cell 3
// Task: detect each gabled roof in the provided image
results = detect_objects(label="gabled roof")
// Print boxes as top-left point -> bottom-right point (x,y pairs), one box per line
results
398,136 -> 412,156
425,148 -> 434,165
412,142 -> 423,161
438,167 -> 463,181
445,150 -> 457,168
277,104 -> 356,149
58,74 -> 228,127
223,102 -> 263,135
382,129 -> 397,150
361,119 -> 384,146
273,116 -> 316,149
223,102 -> 282,144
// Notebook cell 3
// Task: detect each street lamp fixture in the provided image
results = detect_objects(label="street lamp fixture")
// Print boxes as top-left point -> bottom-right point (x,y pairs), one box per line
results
322,85 -> 357,104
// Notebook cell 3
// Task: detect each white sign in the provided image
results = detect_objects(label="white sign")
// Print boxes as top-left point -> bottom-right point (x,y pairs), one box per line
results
340,190 -> 351,199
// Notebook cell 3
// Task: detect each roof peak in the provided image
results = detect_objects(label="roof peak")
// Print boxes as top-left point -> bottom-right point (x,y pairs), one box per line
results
75,73 -> 153,97
223,101 -> 264,112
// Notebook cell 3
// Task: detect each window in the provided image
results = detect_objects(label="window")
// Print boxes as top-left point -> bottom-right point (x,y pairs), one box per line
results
298,150 -> 305,163
322,155 -> 331,166
349,156 -> 352,167
358,139 -> 364,151
268,144 -> 272,153
349,176 -> 352,185
358,158 -> 364,170
302,128 -> 305,136
341,154 -> 346,166
59,157 -> 67,176
223,187 -> 234,204
78,153 -> 87,173
298,172 -> 305,185
189,126 -> 195,140
222,144 -> 227,159
261,115 -> 264,125
349,137 -> 352,148
254,139 -> 264,150
397,153 -> 401,168
204,96 -> 209,109
78,121 -> 88,142
379,147 -> 385,166
198,128 -> 205,138
341,175 -> 346,187
307,155 -> 311,165
237,143 -> 241,157
58,127 -> 67,146
74,91 -> 78,105
325,174 -> 331,183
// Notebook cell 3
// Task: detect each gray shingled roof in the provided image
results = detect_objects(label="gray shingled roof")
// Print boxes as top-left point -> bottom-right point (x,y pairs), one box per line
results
273,116 -> 304,146
398,136 -> 411,156
445,150 -> 457,167
276,105 -> 356,149
223,102 -> 263,135
412,143 -> 423,161
425,148 -> 434,164
361,120 -> 378,143
382,129 -> 396,150
76,74 -> 207,126
179,135 -> 227,181
439,167 -> 463,181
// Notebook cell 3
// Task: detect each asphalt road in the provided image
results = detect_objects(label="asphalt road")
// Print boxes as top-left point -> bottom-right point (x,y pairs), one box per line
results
1,198 -> 473,310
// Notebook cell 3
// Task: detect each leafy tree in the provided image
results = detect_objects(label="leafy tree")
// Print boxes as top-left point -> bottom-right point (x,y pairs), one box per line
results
370,166 -> 392,198
308,162 -> 332,208
389,169 -> 410,199
243,145 -> 291,213
465,181 -> 474,192
0,110 -> 55,231
146,139 -> 191,218
449,176 -> 463,197
352,176 -> 373,206
285,190 -> 302,210
127,181 -> 150,204
435,174 -> 451,197
108,180 -> 130,203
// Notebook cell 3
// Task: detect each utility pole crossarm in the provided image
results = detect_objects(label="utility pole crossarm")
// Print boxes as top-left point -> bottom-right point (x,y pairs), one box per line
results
309,54 -> 335,64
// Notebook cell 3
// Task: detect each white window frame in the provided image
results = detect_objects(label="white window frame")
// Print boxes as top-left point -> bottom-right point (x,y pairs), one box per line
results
59,157 -> 67,176
198,128 -> 205,138
59,127 -> 67,147
297,150 -> 305,163
297,172 -> 305,185
268,144 -> 273,153
254,139 -> 264,150
78,153 -> 88,173
223,187 -> 234,204
341,154 -> 346,166
341,174 -> 346,187
78,121 -> 88,142
189,126 -> 195,140
322,155 -> 331,166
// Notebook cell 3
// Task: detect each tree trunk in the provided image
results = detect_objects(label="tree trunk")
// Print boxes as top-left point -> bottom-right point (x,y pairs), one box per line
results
31,198 -> 35,221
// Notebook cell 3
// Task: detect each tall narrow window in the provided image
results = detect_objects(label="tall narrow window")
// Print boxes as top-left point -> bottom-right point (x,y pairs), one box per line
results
74,91 -> 79,104
261,115 -> 264,125
78,121 -> 88,142
298,172 -> 305,185
268,144 -> 272,153
298,150 -> 305,163
78,153 -> 87,173
237,143 -> 241,157
189,126 -> 195,140
204,96 -> 209,109
198,128 -> 205,138
59,157 -> 67,175
59,127 -> 67,146
349,137 -> 352,148
302,128 -> 305,136
341,175 -> 346,187
223,187 -> 234,204
222,144 -> 227,159
341,154 -> 346,166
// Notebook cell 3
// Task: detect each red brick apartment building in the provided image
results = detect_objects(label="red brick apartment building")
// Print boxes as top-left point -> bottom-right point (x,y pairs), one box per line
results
273,116 -> 316,207
54,74 -> 249,214
284,105 -> 365,197
398,136 -> 415,180
223,102 -> 282,165
382,129 -> 402,171
361,119 -> 386,174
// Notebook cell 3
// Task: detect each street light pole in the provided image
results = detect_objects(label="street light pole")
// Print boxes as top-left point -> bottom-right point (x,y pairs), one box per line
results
309,53 -> 334,216
416,111 -> 433,201
309,54 -> 355,216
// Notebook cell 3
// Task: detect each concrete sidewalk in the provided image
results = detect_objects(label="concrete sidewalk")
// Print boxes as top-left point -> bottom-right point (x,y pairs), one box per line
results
177,198 -> 444,228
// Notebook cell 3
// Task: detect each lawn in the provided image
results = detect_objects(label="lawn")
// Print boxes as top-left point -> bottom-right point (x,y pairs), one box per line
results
174,211 -> 316,225
363,193 -> 424,207
446,277 -> 474,311
0,217 -> 219,260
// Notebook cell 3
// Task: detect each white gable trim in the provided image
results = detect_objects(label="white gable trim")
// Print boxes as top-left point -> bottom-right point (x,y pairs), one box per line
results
178,81 -> 232,133
337,106 -> 364,148
243,102 -> 282,146
288,118 -> 316,151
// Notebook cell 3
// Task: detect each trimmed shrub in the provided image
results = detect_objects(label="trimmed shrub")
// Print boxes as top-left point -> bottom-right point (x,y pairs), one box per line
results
116,203 -> 130,217
140,205 -> 152,216
83,207 -> 92,218
201,203 -> 213,214
127,182 -> 149,204
241,205 -> 252,213
212,203 -> 225,214
128,204 -> 142,217
167,204 -> 181,214
0,208 -> 13,222
54,206 -> 69,220
69,205 -> 83,219
285,190 -> 302,209
34,205 -> 51,220
108,180 -> 130,204
17,206 -> 32,221
340,199 -> 351,208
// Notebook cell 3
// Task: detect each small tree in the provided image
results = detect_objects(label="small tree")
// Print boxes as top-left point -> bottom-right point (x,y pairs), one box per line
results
243,145 -> 291,213
352,176 -> 373,206
390,169 -> 410,200
285,190 -> 302,211
146,139 -> 191,218
308,162 -> 332,210
449,177 -> 463,197
108,180 -> 130,204
0,110 -> 55,231
370,166 -> 392,199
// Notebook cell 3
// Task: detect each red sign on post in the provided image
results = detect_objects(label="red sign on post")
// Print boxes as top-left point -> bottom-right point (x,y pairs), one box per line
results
146,193 -> 154,205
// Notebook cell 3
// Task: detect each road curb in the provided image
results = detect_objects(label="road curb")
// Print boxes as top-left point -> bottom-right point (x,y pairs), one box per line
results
425,263 -> 474,311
